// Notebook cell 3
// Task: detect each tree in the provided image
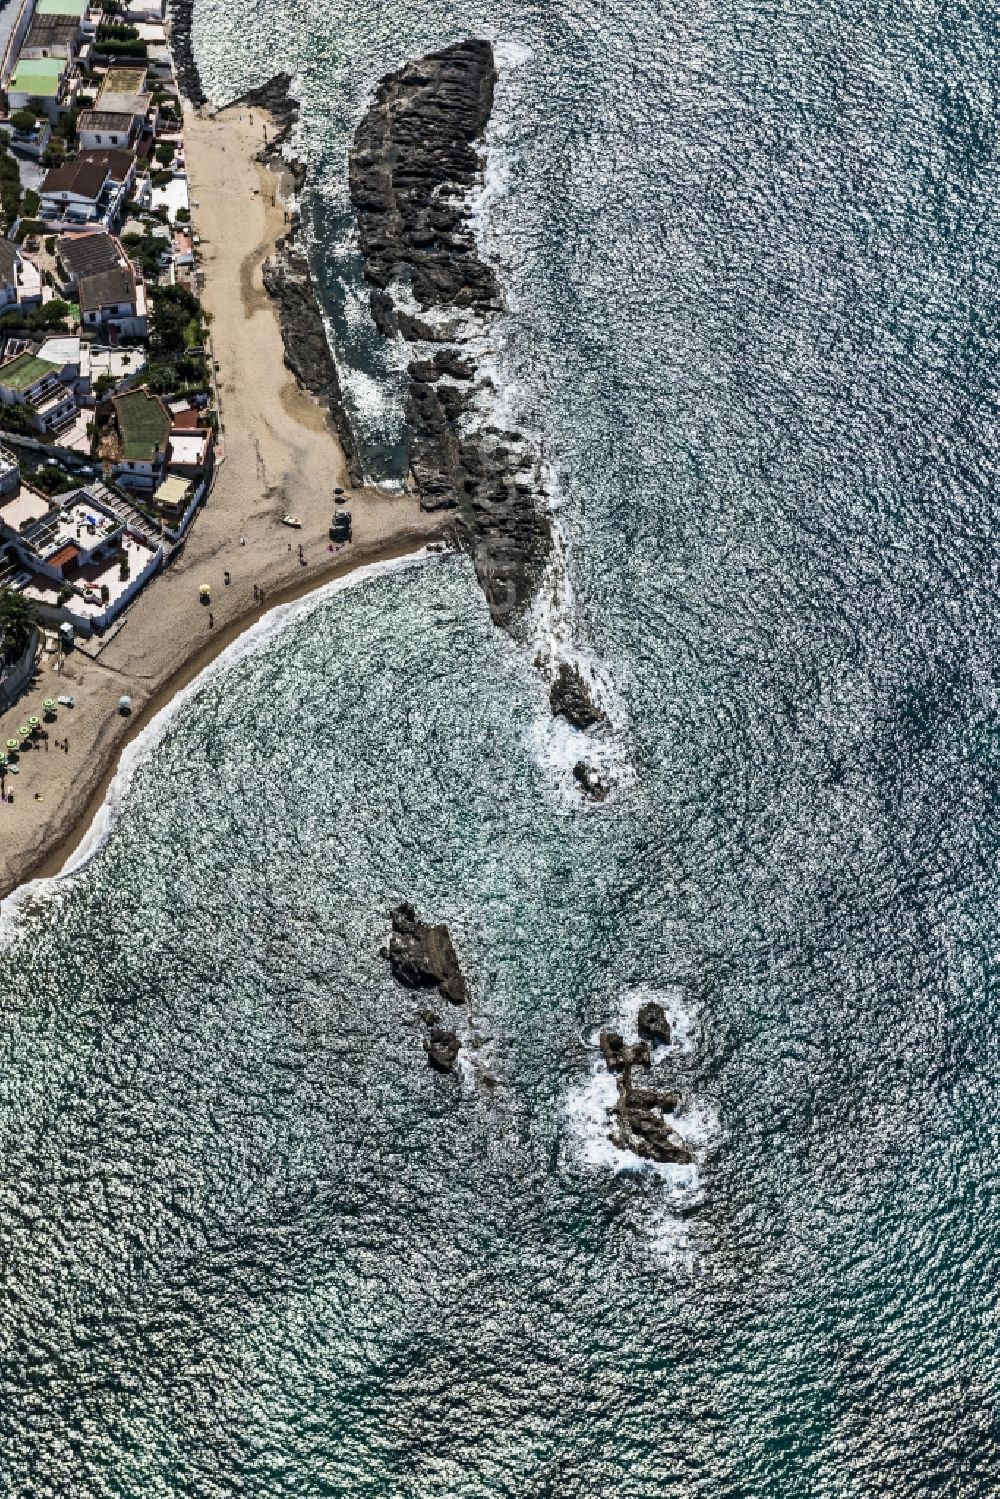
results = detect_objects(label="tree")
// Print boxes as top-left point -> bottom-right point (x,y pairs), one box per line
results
22,189 -> 40,218
154,141 -> 175,167
0,587 -> 37,664
10,111 -> 37,133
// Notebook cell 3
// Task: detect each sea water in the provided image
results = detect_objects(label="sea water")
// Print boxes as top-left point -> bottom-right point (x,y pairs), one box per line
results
0,0 -> 997,1493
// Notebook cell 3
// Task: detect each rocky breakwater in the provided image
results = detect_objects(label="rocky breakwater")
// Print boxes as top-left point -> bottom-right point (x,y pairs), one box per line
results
349,39 -> 552,630
234,75 -> 364,485
166,0 -> 207,107
383,902 -> 470,1073
599,1000 -> 693,1165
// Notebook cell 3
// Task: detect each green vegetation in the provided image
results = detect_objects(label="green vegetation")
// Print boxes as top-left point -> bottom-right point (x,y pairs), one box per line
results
0,586 -> 37,663
150,283 -> 204,357
0,300 -> 72,335
121,228 -> 164,278
22,190 -> 40,219
0,405 -> 40,438
14,219 -> 46,245
102,40 -> 148,59
0,141 -> 21,230
151,169 -> 173,189
10,110 -> 38,133
98,20 -> 141,40
52,107 -> 79,145
24,463 -> 77,497
154,141 -> 175,167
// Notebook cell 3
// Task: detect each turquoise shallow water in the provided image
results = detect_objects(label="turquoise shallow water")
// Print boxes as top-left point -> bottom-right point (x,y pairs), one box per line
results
1,1 -> 998,1493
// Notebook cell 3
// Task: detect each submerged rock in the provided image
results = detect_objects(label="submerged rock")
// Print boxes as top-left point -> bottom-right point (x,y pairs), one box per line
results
386,903 -> 469,1004
550,663 -> 605,729
637,1000 -> 672,1046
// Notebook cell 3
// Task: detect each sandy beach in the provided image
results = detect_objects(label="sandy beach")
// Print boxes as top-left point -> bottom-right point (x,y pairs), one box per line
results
0,104 -> 441,900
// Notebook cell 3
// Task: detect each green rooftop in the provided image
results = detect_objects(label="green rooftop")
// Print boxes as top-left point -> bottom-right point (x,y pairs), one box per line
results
37,0 -> 88,15
10,56 -> 65,96
115,389 -> 171,462
0,352 -> 59,392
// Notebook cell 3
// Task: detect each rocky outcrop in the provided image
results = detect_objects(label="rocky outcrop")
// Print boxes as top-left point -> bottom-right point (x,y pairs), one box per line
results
597,1016 -> 693,1166
609,1078 -> 692,1165
384,904 -> 474,1074
424,1026 -> 461,1073
166,0 -> 207,107
350,39 -> 551,628
550,662 -> 604,729
573,761 -> 611,803
261,241 -> 363,483
599,1030 -> 651,1075
386,902 -> 469,1004
637,1000 -> 671,1046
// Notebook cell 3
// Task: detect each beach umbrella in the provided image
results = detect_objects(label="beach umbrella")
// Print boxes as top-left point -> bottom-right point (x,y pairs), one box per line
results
27,715 -> 40,729
17,725 -> 30,739
118,695 -> 132,711
5,738 -> 18,752
43,698 -> 56,713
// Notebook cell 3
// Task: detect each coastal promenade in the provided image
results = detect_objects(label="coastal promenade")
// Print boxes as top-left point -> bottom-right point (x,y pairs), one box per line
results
0,104 -> 441,900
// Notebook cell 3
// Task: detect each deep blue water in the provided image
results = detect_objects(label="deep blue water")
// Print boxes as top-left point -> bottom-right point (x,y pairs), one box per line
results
0,1 -> 997,1493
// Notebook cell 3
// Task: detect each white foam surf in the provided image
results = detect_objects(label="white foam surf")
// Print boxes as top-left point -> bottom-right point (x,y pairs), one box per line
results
564,984 -> 722,1231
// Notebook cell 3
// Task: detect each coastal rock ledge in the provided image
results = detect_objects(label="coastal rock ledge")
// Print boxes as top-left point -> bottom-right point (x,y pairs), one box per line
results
350,39 -> 552,629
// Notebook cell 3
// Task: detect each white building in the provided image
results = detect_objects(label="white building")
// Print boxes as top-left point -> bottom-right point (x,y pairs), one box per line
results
0,444 -> 19,499
79,264 -> 148,338
76,109 -> 141,152
0,241 -> 42,312
0,350 -> 76,435
40,149 -> 137,228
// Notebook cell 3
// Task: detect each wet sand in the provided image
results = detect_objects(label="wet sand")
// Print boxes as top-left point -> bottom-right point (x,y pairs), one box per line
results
0,104 -> 442,900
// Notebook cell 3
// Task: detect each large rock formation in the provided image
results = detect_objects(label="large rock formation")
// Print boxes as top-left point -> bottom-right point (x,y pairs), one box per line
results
597,1019 -> 694,1166
350,39 -> 551,628
386,902 -> 469,1005
550,662 -> 604,729
385,905 -> 472,1075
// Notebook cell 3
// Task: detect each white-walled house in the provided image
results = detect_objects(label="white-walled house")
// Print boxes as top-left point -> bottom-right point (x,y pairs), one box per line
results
40,149 -> 137,228
112,387 -> 172,491
0,241 -> 43,312
76,109 -> 141,152
0,444 -> 19,499
0,350 -> 76,435
79,264 -> 147,337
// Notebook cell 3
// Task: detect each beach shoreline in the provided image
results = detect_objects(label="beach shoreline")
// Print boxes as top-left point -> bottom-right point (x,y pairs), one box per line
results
0,102 -> 443,902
